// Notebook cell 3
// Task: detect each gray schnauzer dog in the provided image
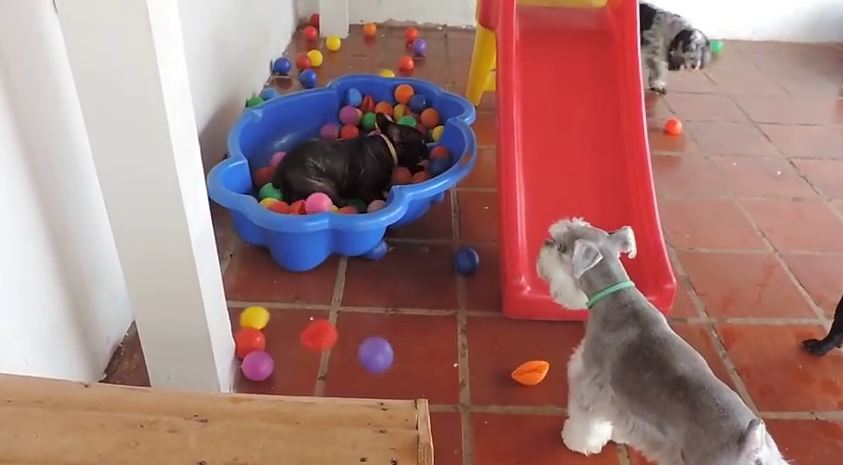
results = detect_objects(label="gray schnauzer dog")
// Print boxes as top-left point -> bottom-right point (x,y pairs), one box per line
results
537,218 -> 789,465
640,2 -> 711,94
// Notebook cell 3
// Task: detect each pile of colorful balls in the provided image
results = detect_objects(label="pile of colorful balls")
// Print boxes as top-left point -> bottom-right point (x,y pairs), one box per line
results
250,82 -> 455,215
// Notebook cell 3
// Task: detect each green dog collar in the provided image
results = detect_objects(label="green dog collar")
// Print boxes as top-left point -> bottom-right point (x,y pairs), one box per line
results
586,280 -> 635,309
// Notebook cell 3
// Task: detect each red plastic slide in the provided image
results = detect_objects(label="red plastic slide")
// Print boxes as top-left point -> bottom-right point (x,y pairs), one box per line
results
490,0 -> 676,320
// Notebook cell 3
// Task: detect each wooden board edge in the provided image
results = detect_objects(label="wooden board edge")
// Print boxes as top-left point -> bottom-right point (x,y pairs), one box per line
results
415,399 -> 434,465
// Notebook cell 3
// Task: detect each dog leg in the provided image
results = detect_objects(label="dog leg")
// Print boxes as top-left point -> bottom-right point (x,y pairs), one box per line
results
561,344 -> 613,455
802,293 -> 843,356
645,50 -> 668,94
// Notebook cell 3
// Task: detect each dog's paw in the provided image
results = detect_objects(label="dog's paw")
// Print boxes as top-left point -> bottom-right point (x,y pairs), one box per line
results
561,418 -> 612,455
648,82 -> 667,95
802,338 -> 836,356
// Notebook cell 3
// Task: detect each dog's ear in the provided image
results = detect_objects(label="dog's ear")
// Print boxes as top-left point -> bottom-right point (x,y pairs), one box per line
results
376,112 -> 402,141
610,226 -> 637,259
737,418 -> 766,462
572,239 -> 603,279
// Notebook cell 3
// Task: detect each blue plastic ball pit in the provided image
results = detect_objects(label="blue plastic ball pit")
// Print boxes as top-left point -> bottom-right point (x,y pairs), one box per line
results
207,75 -> 477,272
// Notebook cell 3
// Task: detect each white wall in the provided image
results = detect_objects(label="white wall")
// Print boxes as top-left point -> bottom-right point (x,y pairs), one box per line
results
297,0 -> 843,42
0,0 -> 133,382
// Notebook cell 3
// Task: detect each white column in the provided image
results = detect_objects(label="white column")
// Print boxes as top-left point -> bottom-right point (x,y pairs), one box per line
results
320,0 -> 349,38
55,0 -> 235,392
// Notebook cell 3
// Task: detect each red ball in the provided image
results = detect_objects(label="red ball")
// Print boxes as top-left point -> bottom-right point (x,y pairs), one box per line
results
309,13 -> 320,28
398,55 -> 415,72
253,166 -> 274,188
296,53 -> 312,70
391,166 -> 413,185
340,124 -> 360,139
289,200 -> 307,215
405,27 -> 419,42
300,319 -> 338,352
664,117 -> 683,136
235,328 -> 266,359
268,200 -> 290,214
360,95 -> 376,113
303,25 -> 319,42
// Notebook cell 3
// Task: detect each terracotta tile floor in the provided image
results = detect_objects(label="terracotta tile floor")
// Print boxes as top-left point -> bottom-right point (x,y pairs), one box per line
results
105,27 -> 843,464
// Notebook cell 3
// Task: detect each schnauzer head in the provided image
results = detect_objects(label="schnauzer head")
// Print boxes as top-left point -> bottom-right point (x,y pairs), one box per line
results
376,112 -> 427,168
536,218 -> 637,309
667,29 -> 711,71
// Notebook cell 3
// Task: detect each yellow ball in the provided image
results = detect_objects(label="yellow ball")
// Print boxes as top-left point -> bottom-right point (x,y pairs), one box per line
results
240,306 -> 270,330
326,36 -> 342,52
431,125 -> 445,142
259,198 -> 279,208
306,50 -> 324,67
378,69 -> 395,78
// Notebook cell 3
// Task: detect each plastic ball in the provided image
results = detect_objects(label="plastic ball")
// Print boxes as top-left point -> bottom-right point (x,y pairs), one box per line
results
710,39 -> 724,54
391,167 -> 413,185
241,350 -> 274,381
420,108 -> 440,128
272,57 -> 293,75
394,84 -> 414,105
289,199 -> 307,215
398,56 -> 415,72
309,13 -> 320,27
664,117 -> 683,136
358,337 -> 394,374
454,246 -> 480,276
430,145 -> 450,160
337,206 -> 358,214
270,151 -> 286,167
235,328 -> 266,359
362,241 -> 388,260
305,192 -> 334,213
253,166 -> 274,187
397,115 -> 417,128
303,25 -> 319,41
347,198 -> 368,213
345,88 -> 363,107
300,319 -> 338,352
405,27 -> 419,43
306,50 -> 324,67
259,198 -> 280,209
410,171 -> 430,183
259,87 -> 279,101
299,69 -> 317,88
320,123 -> 339,140
259,183 -> 283,201
340,124 -> 360,139
245,95 -> 264,108
393,104 -> 408,119
339,105 -> 363,125
378,69 -> 395,78
408,94 -> 427,113
240,306 -> 270,330
412,39 -> 428,57
431,125 -> 445,142
360,112 -> 377,131
429,157 -> 451,176
362,23 -> 378,38
367,199 -> 387,212
357,95 -> 373,113
326,36 -> 342,51
296,53 -> 312,70
268,200 -> 290,214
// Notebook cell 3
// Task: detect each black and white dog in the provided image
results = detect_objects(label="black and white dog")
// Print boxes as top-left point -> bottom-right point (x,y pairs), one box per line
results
640,2 -> 711,94
802,292 -> 843,356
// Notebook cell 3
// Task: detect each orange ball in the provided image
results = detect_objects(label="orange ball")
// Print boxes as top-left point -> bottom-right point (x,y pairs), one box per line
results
253,166 -> 274,188
405,27 -> 419,42
289,199 -> 307,215
398,55 -> 415,72
268,200 -> 290,214
664,117 -> 683,136
337,206 -> 358,214
410,171 -> 430,183
430,145 -> 450,160
340,124 -> 360,139
419,108 -> 440,127
362,23 -> 377,38
374,101 -> 393,116
394,84 -> 415,105
234,328 -> 266,359
391,167 -> 413,185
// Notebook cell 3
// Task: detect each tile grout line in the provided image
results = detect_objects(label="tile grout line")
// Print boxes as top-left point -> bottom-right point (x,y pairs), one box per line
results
617,444 -> 633,465
313,256 -> 348,397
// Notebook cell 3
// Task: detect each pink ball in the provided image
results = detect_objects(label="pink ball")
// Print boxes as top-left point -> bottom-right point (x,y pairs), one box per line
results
339,105 -> 362,126
367,199 -> 387,212
241,350 -> 274,381
305,192 -> 334,213
269,151 -> 286,167
320,123 -> 339,140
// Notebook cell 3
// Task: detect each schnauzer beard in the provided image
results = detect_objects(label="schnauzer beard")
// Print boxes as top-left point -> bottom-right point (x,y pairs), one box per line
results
536,218 -> 590,310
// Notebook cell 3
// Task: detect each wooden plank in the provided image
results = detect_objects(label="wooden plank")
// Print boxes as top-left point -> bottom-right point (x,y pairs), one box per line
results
0,375 -> 432,465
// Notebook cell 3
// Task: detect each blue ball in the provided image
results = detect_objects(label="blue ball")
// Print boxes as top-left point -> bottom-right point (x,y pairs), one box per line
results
345,88 -> 363,107
408,94 -> 427,113
358,337 -> 394,374
299,69 -> 317,89
259,87 -> 279,101
361,241 -> 388,261
413,39 -> 428,57
453,246 -> 480,276
272,57 -> 292,75
429,157 -> 451,177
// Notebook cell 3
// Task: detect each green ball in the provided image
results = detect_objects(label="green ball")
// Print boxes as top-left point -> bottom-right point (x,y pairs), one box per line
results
398,115 -> 417,128
710,39 -> 724,55
246,95 -> 264,107
360,112 -> 376,131
347,198 -> 368,213
259,183 -> 283,201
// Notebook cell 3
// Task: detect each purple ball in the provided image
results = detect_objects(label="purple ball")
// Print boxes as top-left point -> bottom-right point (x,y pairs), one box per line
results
413,39 -> 427,57
241,350 -> 274,381
358,337 -> 394,374
320,123 -> 339,140
339,105 -> 362,126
